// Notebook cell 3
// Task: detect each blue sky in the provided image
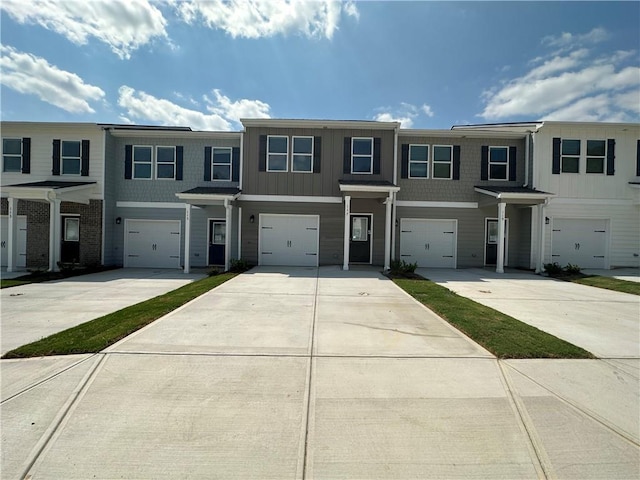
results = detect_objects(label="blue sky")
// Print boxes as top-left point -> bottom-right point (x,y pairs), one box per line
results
1,1 -> 639,130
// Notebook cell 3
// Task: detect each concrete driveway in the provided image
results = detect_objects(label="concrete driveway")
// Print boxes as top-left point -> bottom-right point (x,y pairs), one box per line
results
419,268 -> 640,358
2,266 -> 638,479
0,268 -> 206,355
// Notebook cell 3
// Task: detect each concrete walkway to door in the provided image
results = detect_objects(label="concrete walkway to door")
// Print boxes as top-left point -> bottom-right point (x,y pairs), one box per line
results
2,266 -> 638,479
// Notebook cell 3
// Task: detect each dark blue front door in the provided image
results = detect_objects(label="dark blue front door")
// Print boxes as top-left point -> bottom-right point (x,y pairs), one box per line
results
349,215 -> 372,263
209,220 -> 225,266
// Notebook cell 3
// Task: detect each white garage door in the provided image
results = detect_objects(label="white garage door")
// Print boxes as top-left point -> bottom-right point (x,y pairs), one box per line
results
1,216 -> 27,268
124,219 -> 181,268
259,214 -> 319,267
552,218 -> 608,269
400,219 -> 457,268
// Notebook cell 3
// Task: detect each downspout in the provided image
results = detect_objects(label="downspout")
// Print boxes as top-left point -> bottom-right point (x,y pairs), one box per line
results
524,132 -> 530,187
239,131 -> 244,191
391,124 -> 399,263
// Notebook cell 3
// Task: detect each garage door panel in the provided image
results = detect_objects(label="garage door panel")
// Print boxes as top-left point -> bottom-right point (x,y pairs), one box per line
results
125,220 -> 181,269
552,218 -> 607,269
260,214 -> 319,267
400,219 -> 456,268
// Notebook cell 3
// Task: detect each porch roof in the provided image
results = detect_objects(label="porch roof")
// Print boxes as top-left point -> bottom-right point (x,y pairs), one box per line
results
474,186 -> 554,205
339,180 -> 400,197
175,186 -> 241,205
1,180 -> 96,204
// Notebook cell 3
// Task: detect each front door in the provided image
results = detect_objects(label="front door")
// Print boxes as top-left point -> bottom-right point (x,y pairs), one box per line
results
485,218 -> 508,266
61,216 -> 80,263
208,220 -> 226,266
349,214 -> 372,263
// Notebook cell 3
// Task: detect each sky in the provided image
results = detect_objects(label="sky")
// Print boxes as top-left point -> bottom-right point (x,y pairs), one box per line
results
1,1 -> 639,131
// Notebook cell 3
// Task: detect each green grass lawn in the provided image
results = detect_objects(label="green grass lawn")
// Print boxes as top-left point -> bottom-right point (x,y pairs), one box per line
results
1,278 -> 33,289
2,273 -> 236,359
568,275 -> 640,296
393,277 -> 595,359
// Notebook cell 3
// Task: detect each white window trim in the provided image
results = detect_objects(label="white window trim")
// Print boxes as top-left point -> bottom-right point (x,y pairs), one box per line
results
351,137 -> 374,175
488,146 -> 509,181
156,145 -> 176,181
292,136 -> 314,173
585,139 -> 606,175
132,145 -> 153,180
212,146 -> 232,181
267,135 -> 289,172
432,144 -> 453,180
408,144 -> 429,179
61,140 -> 82,176
2,137 -> 22,173
561,138 -> 581,174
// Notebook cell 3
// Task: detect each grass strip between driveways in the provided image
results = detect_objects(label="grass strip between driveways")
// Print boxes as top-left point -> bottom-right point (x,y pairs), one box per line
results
567,275 -> 640,296
393,277 -> 595,359
2,273 -> 236,359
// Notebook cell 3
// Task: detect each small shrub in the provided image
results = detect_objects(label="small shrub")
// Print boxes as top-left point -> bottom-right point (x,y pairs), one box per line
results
564,263 -> 581,274
228,258 -> 251,273
389,259 -> 417,275
544,262 -> 563,275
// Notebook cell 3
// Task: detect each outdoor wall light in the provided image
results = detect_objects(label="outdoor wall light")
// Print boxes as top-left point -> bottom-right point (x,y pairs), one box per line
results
115,217 -> 122,225
249,215 -> 255,223
545,217 -> 550,225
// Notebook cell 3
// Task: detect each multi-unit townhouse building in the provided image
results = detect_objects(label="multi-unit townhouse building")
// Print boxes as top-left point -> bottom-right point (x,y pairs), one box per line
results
2,119 -> 638,275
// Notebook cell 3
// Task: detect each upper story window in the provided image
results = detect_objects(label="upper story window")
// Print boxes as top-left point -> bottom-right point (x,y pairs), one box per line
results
292,136 -> 313,173
267,135 -> 288,172
133,146 -> 153,179
3,138 -> 22,172
212,147 -> 232,180
156,146 -> 176,180
432,145 -> 453,179
489,146 -> 508,180
586,140 -> 605,174
352,137 -> 373,174
409,144 -> 429,178
61,141 -> 81,175
561,139 -> 580,173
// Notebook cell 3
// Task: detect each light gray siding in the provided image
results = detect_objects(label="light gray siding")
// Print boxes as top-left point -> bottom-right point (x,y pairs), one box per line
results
103,130 -> 118,265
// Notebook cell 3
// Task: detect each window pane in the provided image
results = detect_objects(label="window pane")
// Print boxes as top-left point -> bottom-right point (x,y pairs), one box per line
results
433,162 -> 451,179
213,148 -> 231,164
352,217 -> 368,241
212,164 -> 231,180
268,154 -> 287,171
586,140 -> 605,156
157,163 -> 175,179
3,155 -> 21,172
293,155 -> 312,172
409,162 -> 428,178
409,145 -> 428,162
586,157 -> 604,174
268,136 -> 288,154
562,139 -> 580,156
213,224 -> 225,244
62,141 -> 80,157
134,163 -> 151,178
353,138 -> 372,155
134,147 -> 152,162
293,137 -> 312,154
3,139 -> 21,155
562,157 -> 579,173
64,218 -> 80,241
157,147 -> 175,163
490,147 -> 507,162
433,146 -> 452,162
490,164 -> 507,180
62,158 -> 80,175
352,156 -> 371,173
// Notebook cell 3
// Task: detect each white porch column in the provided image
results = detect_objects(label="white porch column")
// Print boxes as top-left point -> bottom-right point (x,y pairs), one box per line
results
184,204 -> 191,274
383,193 -> 393,271
496,201 -> 506,274
224,199 -> 233,272
342,195 -> 351,271
536,201 -> 547,273
237,206 -> 242,262
6,197 -> 17,272
49,198 -> 61,272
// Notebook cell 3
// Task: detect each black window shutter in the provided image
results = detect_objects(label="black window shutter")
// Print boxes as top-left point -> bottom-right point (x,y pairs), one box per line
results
508,146 -> 517,181
343,137 -> 351,174
21,137 -> 31,174
606,139 -> 615,176
637,140 -> 640,177
232,147 -> 240,182
552,137 -> 561,174
373,137 -> 381,174
52,139 -> 61,175
453,145 -> 461,180
204,146 -> 212,181
258,135 -> 267,172
124,145 -> 133,179
81,139 -> 90,176
313,136 -> 321,173
176,146 -> 183,180
480,146 -> 488,181
400,144 -> 409,179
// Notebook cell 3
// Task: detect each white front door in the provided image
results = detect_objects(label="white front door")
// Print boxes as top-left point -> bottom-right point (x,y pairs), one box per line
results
1,215 -> 27,268
259,214 -> 319,266
552,218 -> 608,269
400,219 -> 457,268
124,219 -> 181,268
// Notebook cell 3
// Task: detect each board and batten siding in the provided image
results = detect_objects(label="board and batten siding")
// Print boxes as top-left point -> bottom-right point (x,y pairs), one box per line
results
242,127 -> 396,197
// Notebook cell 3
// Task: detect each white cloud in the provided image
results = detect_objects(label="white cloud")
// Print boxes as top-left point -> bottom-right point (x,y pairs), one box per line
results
542,27 -> 608,48
172,0 -> 358,39
374,112 -> 413,128
0,45 -> 105,114
421,104 -> 434,117
0,0 -> 167,59
374,102 -> 435,127
118,86 -> 271,131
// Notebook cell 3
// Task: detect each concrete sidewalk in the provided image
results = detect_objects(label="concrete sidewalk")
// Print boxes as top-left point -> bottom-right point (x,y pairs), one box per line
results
2,266 -> 638,479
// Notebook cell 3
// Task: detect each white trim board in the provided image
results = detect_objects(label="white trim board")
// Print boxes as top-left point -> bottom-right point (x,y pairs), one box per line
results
239,194 -> 343,204
116,201 -> 185,209
396,200 -> 478,209
549,198 -> 635,206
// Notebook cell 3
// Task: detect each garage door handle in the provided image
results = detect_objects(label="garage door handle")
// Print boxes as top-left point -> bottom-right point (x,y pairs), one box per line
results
575,243 -> 580,250
306,227 -> 317,231
594,230 -> 606,233
425,243 -> 429,250
129,231 -> 140,234
443,255 -> 453,258
594,255 -> 605,258
401,230 -> 412,233
400,254 -> 411,257
262,226 -> 273,230
170,256 -> 179,258
262,251 -> 272,255
128,255 -> 139,257
1,241 -> 5,248
170,232 -> 179,235
444,231 -> 454,234
305,253 -> 317,256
